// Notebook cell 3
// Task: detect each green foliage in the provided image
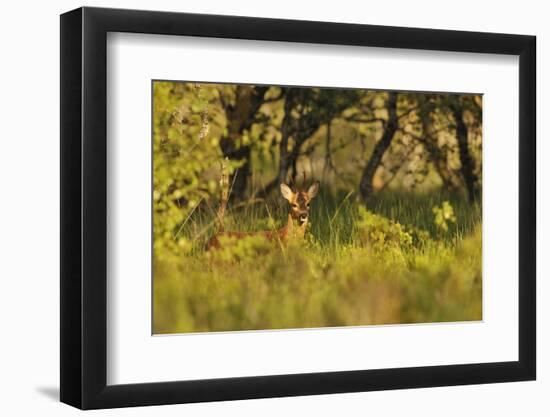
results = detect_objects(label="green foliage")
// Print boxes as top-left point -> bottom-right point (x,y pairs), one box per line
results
151,81 -> 483,334
433,200 -> 457,233
154,192 -> 482,334
207,234 -> 274,263
153,82 -> 226,261
356,206 -> 413,251
369,191 -> 479,242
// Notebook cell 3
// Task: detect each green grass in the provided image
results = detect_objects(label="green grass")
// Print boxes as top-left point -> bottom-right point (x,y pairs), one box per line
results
153,191 -> 482,334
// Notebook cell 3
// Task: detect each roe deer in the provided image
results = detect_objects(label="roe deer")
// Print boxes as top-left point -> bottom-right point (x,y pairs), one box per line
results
207,163 -> 319,250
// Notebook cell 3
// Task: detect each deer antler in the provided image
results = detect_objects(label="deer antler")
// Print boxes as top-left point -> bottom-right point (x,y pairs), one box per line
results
287,173 -> 297,191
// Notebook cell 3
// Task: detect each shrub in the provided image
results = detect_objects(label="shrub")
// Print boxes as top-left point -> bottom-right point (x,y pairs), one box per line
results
153,193 -> 482,334
433,200 -> 457,233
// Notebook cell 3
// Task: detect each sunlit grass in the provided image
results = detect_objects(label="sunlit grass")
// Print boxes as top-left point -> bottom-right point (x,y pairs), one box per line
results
154,191 -> 482,334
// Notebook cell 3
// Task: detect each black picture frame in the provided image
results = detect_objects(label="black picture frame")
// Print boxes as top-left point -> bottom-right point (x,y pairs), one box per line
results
60,6 -> 536,410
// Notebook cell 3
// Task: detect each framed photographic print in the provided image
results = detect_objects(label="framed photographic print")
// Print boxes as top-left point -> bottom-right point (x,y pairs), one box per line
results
60,6 -> 536,409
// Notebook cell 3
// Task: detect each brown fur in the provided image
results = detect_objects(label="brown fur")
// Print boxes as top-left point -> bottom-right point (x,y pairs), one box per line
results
207,180 -> 319,250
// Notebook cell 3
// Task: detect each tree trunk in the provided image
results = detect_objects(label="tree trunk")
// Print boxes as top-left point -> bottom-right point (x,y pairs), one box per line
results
450,100 -> 478,202
276,95 -> 294,187
259,88 -> 354,196
359,92 -> 398,205
420,110 -> 460,190
219,85 -> 268,201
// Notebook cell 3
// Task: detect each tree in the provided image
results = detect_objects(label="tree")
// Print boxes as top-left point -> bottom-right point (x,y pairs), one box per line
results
417,97 -> 462,190
218,85 -> 272,201
261,87 -> 360,194
449,95 -> 480,202
359,92 -> 399,205
152,82 -> 223,258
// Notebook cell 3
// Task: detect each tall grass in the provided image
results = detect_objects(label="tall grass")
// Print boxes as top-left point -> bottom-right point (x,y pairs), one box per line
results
154,191 -> 482,334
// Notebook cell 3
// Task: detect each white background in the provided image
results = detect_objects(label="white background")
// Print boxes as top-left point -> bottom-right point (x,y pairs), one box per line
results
108,34 -> 519,384
0,0 -> 546,416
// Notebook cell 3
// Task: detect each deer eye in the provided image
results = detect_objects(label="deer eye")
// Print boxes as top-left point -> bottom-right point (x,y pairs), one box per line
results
292,203 -> 298,209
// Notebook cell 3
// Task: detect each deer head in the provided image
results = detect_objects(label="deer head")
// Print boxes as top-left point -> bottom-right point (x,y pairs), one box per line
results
280,181 -> 320,226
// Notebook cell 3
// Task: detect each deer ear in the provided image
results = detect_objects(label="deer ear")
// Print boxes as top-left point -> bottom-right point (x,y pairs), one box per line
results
307,181 -> 320,199
280,183 -> 294,201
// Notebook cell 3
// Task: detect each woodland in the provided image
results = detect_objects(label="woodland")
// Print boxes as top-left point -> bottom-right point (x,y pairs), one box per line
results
153,81 -> 482,334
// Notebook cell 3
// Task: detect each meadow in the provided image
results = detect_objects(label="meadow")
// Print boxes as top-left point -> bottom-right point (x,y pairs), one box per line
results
153,189 -> 482,334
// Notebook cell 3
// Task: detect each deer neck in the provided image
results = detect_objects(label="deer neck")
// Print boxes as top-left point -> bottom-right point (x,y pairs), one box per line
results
284,214 -> 307,239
